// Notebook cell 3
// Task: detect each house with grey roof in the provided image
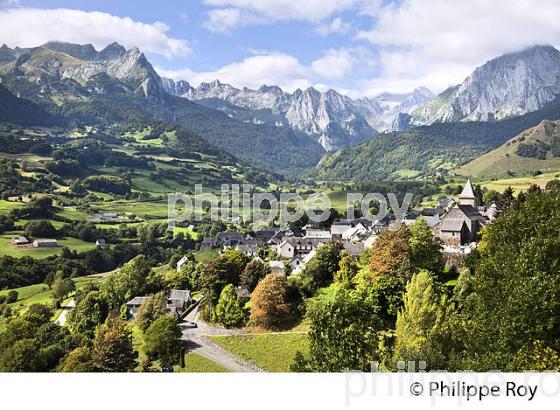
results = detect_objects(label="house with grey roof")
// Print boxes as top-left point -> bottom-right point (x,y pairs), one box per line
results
124,296 -> 150,318
435,179 -> 489,246
125,290 -> 192,320
236,243 -> 260,257
305,229 -> 332,239
33,239 -> 58,248
343,242 -> 365,258
276,237 -> 329,259
11,236 -> 29,246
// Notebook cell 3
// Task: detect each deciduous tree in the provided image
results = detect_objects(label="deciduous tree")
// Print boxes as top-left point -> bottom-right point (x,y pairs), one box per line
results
214,284 -> 247,328
369,225 -> 411,280
100,255 -> 152,307
136,292 -> 168,332
409,218 -> 444,275
292,288 -> 381,372
67,291 -> 109,338
334,251 -> 359,289
240,259 -> 270,292
91,315 -> 136,372
251,274 -> 294,330
393,270 -> 449,370
144,316 -> 182,366
299,242 -> 344,294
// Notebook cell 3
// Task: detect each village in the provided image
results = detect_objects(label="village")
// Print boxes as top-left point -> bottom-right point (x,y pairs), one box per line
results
185,179 -> 496,281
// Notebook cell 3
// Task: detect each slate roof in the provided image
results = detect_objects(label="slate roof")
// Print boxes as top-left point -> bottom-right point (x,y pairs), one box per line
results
281,237 -> 329,248
252,228 -> 281,242
343,242 -> 364,257
237,244 -> 259,254
125,296 -> 149,306
305,229 -> 331,238
440,219 -> 467,232
168,290 -> 191,303
457,205 -> 487,221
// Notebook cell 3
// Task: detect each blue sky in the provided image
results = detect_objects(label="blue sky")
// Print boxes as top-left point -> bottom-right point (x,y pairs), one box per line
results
2,0 -> 560,96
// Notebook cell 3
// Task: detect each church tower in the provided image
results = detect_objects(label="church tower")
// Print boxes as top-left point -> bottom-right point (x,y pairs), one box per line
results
458,179 -> 476,207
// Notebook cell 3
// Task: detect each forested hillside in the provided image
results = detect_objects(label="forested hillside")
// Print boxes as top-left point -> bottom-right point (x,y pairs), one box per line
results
313,96 -> 560,181
0,84 -> 64,126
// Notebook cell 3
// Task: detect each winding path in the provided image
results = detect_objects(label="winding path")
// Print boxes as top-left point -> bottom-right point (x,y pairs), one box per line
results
180,306 -> 262,373
55,299 -> 76,326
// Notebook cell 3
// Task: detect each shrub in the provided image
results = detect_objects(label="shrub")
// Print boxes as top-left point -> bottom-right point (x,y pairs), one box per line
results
6,290 -> 18,303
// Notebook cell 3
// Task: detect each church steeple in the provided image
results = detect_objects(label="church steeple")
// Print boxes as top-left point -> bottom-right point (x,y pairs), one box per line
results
458,179 -> 476,207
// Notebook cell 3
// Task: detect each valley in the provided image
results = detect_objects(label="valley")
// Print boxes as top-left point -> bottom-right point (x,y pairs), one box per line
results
2,39 -> 560,377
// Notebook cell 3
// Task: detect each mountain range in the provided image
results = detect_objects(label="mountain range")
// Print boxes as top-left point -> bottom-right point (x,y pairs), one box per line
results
409,45 -> 560,126
2,41 -> 560,180
313,95 -> 560,181
0,41 -> 326,174
161,78 -> 436,149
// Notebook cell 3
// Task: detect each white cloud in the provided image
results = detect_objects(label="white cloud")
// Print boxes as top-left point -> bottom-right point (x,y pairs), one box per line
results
202,0 -> 357,31
202,8 -> 267,33
316,17 -> 353,36
203,8 -> 242,33
158,48 -> 368,92
159,52 -> 311,91
355,0 -> 560,94
0,8 -> 191,59
311,49 -> 358,80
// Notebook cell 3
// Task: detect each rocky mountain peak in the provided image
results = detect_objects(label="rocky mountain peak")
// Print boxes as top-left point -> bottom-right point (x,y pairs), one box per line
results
258,85 -> 282,94
42,41 -> 98,60
97,42 -> 127,60
411,45 -> 560,125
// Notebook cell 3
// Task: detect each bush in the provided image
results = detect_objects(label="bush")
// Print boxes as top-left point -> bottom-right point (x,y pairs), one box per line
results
6,290 -> 18,303
82,175 -> 131,195
25,220 -> 57,238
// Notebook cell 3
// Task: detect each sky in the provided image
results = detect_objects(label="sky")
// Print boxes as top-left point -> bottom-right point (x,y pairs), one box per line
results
1,0 -> 560,97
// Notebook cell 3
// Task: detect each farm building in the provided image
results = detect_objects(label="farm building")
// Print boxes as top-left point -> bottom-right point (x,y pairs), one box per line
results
33,239 -> 58,248
11,236 -> 29,246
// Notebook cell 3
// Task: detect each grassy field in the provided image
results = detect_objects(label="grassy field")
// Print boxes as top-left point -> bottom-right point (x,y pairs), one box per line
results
0,275 -> 104,309
0,274 -> 105,330
458,121 -> 560,178
210,333 -> 309,372
459,147 -> 560,178
0,235 -> 97,258
91,199 -> 170,220
175,353 -> 229,373
173,226 -> 199,240
477,170 -> 560,194
0,199 -> 23,215
193,249 -> 219,262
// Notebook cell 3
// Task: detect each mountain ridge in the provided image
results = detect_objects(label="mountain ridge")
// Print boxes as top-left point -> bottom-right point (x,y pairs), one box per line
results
312,95 -> 560,182
410,45 -> 560,126
162,78 -> 386,150
0,42 -> 324,174
458,119 -> 560,177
